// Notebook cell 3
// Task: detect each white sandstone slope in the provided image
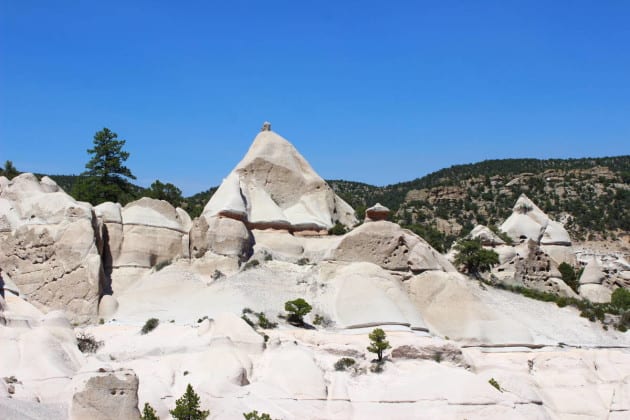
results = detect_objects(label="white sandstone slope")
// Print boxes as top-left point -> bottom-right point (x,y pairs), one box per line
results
0,174 -> 103,323
201,126 -> 357,233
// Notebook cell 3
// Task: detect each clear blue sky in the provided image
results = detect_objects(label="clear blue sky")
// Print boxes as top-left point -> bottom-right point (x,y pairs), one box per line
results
1,1 -> 629,195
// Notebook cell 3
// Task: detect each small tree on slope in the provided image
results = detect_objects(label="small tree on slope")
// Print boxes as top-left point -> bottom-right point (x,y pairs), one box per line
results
453,238 -> 499,277
367,328 -> 391,362
170,384 -> 209,420
141,402 -> 160,420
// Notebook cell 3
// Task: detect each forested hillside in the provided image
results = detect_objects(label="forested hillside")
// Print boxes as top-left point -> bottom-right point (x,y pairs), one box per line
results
329,156 -> 630,250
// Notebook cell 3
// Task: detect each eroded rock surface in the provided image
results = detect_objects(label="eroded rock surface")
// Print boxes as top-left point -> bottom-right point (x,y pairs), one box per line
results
0,174 -> 103,323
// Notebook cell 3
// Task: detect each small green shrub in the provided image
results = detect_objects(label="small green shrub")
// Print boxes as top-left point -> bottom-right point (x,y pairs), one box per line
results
328,222 -> 347,236
369,361 -> 385,374
284,298 -> 312,325
612,288 -> 630,311
241,314 -> 255,327
141,318 -> 160,335
334,357 -> 356,371
433,351 -> 443,363
256,312 -> 277,329
488,378 -> 502,392
154,259 -> 172,272
312,313 -> 332,327
264,253 -> 272,261
99,318 -> 105,325
76,332 -> 103,353
243,410 -> 278,420
242,259 -> 260,270
296,257 -> 310,266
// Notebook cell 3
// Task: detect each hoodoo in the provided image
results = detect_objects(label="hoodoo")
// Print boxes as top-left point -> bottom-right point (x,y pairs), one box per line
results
201,124 -> 357,234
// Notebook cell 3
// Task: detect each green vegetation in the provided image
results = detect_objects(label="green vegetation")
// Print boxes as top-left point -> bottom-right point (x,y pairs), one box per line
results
611,288 -> 630,311
141,402 -> 160,420
453,239 -> 499,276
367,328 -> 391,362
328,222 -> 347,235
334,357 -> 356,371
141,318 -> 160,335
558,262 -> 581,293
284,298 -> 312,326
72,128 -> 137,205
488,280 -> 630,328
242,259 -> 260,270
241,308 -> 277,329
76,332 -> 103,353
147,180 -> 183,208
488,378 -> 502,392
154,259 -> 172,272
330,156 -> 630,242
0,160 -> 19,179
170,384 -> 209,420
243,410 -> 278,420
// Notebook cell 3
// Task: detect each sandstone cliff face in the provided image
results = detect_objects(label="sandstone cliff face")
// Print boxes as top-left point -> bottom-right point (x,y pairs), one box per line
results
0,174 -> 103,324
202,129 -> 357,233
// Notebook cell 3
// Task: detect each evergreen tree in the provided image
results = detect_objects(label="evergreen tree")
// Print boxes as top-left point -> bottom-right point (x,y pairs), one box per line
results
453,238 -> 499,277
147,179 -> 183,207
284,298 -> 312,325
1,160 -> 19,179
72,128 -> 136,205
367,328 -> 391,362
140,402 -> 160,420
169,384 -> 209,420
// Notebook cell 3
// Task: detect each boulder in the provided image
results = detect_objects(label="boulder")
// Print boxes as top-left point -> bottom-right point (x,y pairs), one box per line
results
579,284 -> 612,303
321,262 -> 428,330
70,370 -> 140,420
365,203 -> 390,222
190,215 -> 253,262
469,225 -> 505,246
331,221 -> 455,273
0,173 -> 103,323
115,198 -> 190,269
202,127 -> 357,233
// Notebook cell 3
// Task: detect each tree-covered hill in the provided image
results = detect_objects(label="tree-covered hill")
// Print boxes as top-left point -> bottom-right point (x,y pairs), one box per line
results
329,156 -> 630,250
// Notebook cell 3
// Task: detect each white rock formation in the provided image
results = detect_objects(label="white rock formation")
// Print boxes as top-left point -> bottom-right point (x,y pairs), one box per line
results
0,174 -> 103,323
202,128 -> 357,233
332,221 -> 455,273
70,370 -> 140,420
501,194 -> 571,245
579,257 -> 607,285
469,224 -> 506,246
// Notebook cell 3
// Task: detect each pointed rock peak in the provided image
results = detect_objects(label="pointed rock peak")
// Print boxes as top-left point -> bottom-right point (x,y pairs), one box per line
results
580,257 -> 606,285
501,194 -> 571,245
203,127 -> 357,233
513,194 -> 540,214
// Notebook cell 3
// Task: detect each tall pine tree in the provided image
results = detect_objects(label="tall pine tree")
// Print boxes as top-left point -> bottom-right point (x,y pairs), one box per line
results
72,128 -> 136,205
